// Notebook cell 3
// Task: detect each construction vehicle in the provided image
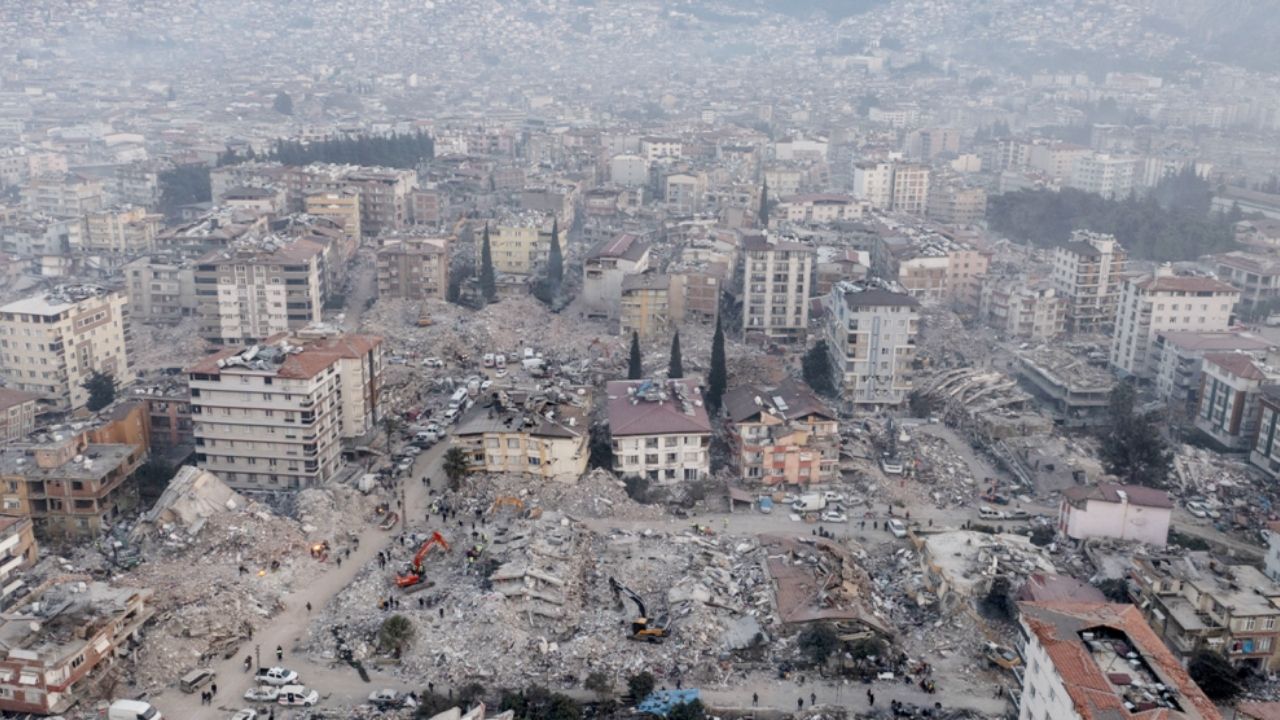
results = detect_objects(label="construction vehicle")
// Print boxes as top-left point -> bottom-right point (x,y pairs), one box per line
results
395,531 -> 450,589
984,642 -> 1022,671
489,496 -> 525,514
417,305 -> 433,327
609,577 -> 670,643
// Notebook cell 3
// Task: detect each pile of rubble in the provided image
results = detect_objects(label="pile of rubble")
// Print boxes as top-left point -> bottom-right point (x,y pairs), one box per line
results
130,317 -> 213,371
475,468 -> 668,521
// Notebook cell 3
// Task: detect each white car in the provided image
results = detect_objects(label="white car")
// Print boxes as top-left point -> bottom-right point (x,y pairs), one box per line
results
978,505 -> 1006,520
244,686 -> 280,702
277,685 -> 319,707
232,710 -> 259,720
821,510 -> 848,523
1185,501 -> 1209,519
369,689 -> 403,708
253,666 -> 299,686
822,492 -> 846,504
888,519 -> 908,538
404,446 -> 422,456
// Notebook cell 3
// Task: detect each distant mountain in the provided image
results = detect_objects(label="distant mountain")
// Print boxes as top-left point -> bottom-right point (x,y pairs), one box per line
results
1148,0 -> 1280,70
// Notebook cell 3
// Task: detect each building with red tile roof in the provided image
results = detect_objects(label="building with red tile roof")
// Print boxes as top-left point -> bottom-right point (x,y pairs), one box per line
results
607,379 -> 710,484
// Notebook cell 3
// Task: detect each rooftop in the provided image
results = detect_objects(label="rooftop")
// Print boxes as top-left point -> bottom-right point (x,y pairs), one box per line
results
0,580 -> 152,664
1062,483 -> 1172,509
606,380 -> 711,437
0,444 -> 135,481
0,388 -> 40,411
1158,330 -> 1272,353
454,386 -> 589,440
722,378 -> 835,424
0,285 -> 116,317
587,233 -> 649,262
1133,274 -> 1238,295
187,332 -> 381,379
834,279 -> 918,309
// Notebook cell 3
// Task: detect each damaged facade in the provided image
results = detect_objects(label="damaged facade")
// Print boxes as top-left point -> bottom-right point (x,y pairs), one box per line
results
722,379 -> 839,487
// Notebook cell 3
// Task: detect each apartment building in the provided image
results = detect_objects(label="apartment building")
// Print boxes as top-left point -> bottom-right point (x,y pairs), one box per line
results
1058,483 -> 1172,546
852,162 -> 894,209
607,379 -> 711,484
1152,330 -> 1273,414
1211,251 -> 1280,315
979,279 -> 1067,341
621,273 -> 684,341
639,137 -> 683,162
722,380 -> 839,487
1018,602 -> 1220,720
78,206 -> 161,253
187,333 -> 383,492
873,231 -> 989,308
1028,142 -> 1091,181
304,189 -> 362,243
1250,389 -> 1280,478
0,389 -> 38,444
776,194 -> 867,223
1069,152 -> 1139,199
194,239 -> 326,345
22,173 -> 103,217
0,431 -> 145,539
1050,230 -> 1128,333
582,233 -> 651,319
478,217 -> 551,276
741,233 -> 812,344
409,189 -> 443,225
452,386 -> 590,484
127,378 -> 194,458
824,280 -> 919,409
1195,352 -> 1280,451
890,164 -> 931,215
376,235 -> 450,301
925,185 -> 986,225
0,579 -> 153,715
124,255 -> 198,325
663,172 -> 706,215
1130,552 -> 1280,671
322,167 -> 417,236
1110,267 -> 1240,378
609,154 -> 649,187
0,514 -> 36,599
0,286 -> 132,412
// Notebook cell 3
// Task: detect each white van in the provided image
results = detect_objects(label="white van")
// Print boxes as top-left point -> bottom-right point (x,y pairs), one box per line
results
108,699 -> 163,720
448,388 -> 468,410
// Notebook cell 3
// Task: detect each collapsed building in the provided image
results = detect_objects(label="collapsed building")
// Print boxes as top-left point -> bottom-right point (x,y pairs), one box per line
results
452,385 -> 592,484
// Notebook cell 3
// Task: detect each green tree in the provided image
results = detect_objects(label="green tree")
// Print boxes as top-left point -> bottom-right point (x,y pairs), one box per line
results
848,637 -> 886,661
479,224 -> 497,303
801,340 -> 836,397
499,685 -> 581,720
1093,578 -> 1130,603
82,370 -> 117,412
273,91 -> 294,115
758,179 -> 770,227
628,331 -> 643,380
442,447 -> 471,490
667,331 -> 683,379
1188,649 -> 1248,701
626,672 -> 656,702
378,614 -> 415,657
1098,381 -> 1173,488
798,623 -> 839,665
706,314 -> 727,414
458,682 -> 487,706
583,671 -> 613,699
667,700 -> 706,720
158,164 -> 212,216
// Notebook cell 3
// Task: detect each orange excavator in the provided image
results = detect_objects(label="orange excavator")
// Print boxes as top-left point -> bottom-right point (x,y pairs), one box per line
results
394,531 -> 450,589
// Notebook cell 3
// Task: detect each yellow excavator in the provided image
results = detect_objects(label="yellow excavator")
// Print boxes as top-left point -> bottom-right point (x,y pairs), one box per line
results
489,496 -> 525,514
609,577 -> 671,643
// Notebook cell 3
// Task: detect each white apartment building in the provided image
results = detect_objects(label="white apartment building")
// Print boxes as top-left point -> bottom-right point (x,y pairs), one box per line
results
776,194 -> 867,223
742,233 -> 813,344
22,173 -> 104,218
609,154 -> 649,187
125,256 -> 198,325
1069,153 -> 1139,199
195,239 -> 326,345
582,233 -> 651,319
0,286 -> 132,411
852,162 -> 894,210
824,281 -> 919,409
1050,231 -> 1128,333
639,138 -> 682,163
664,172 -> 706,215
1110,266 -> 1240,378
607,379 -> 711,484
187,333 -> 383,492
979,279 -> 1067,341
890,164 -> 931,215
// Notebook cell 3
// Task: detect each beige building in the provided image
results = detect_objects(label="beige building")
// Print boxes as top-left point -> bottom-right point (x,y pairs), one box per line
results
124,255 -> 198,325
891,164 -> 932,215
1110,266 -> 1240,378
742,233 -> 813,344
479,218 -> 551,276
582,233 -> 651,319
376,235 -> 450,301
926,185 -> 987,225
852,162 -> 894,209
723,380 -> 839,487
22,174 -> 103,217
452,387 -> 590,484
305,190 -> 362,243
825,280 -> 919,409
621,273 -> 685,341
1051,230 -> 1128,332
0,286 -> 132,411
79,206 -> 161,253
777,194 -> 867,223
187,332 -> 383,492
0,389 -> 39,443
607,379 -> 711,484
195,239 -> 326,345
979,278 -> 1067,341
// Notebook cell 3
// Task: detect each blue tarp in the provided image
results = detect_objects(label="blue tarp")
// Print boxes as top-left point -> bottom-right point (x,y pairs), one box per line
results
637,689 -> 701,716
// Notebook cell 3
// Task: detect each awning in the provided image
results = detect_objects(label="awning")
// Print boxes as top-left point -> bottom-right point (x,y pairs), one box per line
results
727,486 -> 754,504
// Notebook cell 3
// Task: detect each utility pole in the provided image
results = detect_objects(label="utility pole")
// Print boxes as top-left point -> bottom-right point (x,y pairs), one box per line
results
255,643 -> 260,671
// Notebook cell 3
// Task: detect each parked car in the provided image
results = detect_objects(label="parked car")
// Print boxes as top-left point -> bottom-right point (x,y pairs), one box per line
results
244,686 -> 280,702
108,700 -> 163,720
821,510 -> 848,523
368,689 -> 414,709
978,506 -> 1006,520
180,669 -> 216,694
822,491 -> 846,504
758,496 -> 774,514
276,685 -> 319,707
232,710 -> 259,720
253,667 -> 299,686
887,519 -> 908,538
1186,501 -> 1210,519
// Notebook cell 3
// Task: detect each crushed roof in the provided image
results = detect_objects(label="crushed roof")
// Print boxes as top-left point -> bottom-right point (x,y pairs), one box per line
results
607,380 -> 711,437
1062,483 -> 1172,509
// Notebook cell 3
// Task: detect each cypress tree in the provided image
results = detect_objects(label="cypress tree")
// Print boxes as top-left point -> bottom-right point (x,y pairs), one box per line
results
668,331 -> 683,378
707,314 -> 727,414
479,224 -> 497,303
628,331 -> 643,380
547,218 -> 564,298
758,179 -> 770,227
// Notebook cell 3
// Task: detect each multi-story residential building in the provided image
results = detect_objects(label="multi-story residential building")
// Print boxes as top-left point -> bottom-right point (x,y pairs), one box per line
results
639,137 -> 683,163
113,160 -> 163,208
1016,345 -> 1116,427
22,173 -> 103,217
609,154 -> 649,187
0,286 -> 132,411
1210,251 -> 1280,315
479,217 -> 551,277
741,233 -> 812,344
824,280 -> 919,409
1050,231 -> 1128,333
0,514 -> 36,598
663,172 -> 706,215
1152,330 -> 1274,415
621,273 -> 684,341
0,431 -> 145,539
1130,552 -> 1280,671
1018,602 -> 1221,720
326,167 -> 417,236
852,162 -> 894,210
776,194 -> 867,223
979,278 -> 1067,341
409,189 -> 443,225
1027,142 -> 1091,181
187,332 -> 383,492
194,239 -> 326,345
0,579 -> 153,715
127,377 -> 193,460
925,185 -> 986,225
670,264 -> 726,327
1195,352 -> 1280,451
1250,388 -> 1280,478
0,389 -> 38,444
1058,483 -> 1172,546
452,386 -> 590,483
1110,267 -> 1240,378
582,233 -> 651,320
607,379 -> 711,484
890,164 -> 931,215
722,380 -> 839,487
875,232 -> 989,308
305,189 -> 362,242
1069,152 -> 1139,199
79,206 -> 161,253
376,235 -> 450,301
123,255 -> 198,325
222,186 -> 286,215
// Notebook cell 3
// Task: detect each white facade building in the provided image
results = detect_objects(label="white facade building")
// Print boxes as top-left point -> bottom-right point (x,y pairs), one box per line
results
1058,483 -> 1172,547
1050,231 -> 1128,333
824,281 -> 919,409
1110,267 -> 1239,378
741,233 -> 813,344
607,379 -> 711,484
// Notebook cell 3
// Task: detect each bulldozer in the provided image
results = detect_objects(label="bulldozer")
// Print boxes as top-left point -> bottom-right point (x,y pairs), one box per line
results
416,304 -> 433,327
489,496 -> 525,514
609,577 -> 670,643
395,531 -> 450,590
